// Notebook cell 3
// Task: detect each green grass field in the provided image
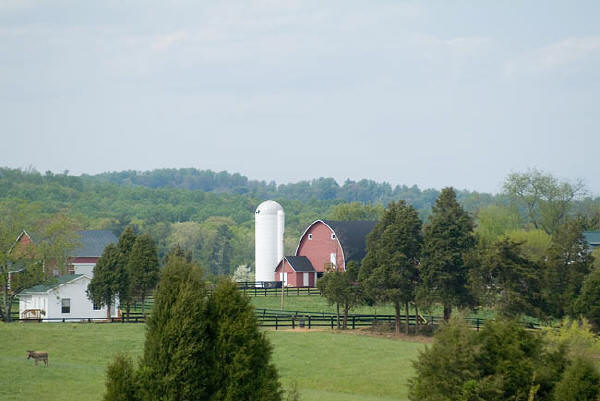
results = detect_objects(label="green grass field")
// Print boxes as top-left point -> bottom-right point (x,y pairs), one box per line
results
0,323 -> 424,401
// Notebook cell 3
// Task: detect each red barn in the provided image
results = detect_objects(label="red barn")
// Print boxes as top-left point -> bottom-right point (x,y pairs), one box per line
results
275,220 -> 377,287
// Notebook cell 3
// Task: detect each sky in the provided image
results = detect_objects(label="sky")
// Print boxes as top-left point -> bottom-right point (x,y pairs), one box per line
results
1,1 -> 599,195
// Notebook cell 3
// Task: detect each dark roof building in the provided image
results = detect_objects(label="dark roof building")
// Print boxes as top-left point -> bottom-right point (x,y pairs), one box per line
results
73,230 -> 118,257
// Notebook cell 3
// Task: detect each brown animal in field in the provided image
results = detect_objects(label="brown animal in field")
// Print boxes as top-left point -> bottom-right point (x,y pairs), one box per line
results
26,350 -> 48,366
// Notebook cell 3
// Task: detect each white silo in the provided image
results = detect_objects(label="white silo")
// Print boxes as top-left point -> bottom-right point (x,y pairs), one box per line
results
255,200 -> 285,283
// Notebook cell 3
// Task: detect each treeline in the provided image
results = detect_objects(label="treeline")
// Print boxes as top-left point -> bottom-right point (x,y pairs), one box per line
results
1,167 -> 598,279
84,167 -> 495,213
319,178 -> 600,336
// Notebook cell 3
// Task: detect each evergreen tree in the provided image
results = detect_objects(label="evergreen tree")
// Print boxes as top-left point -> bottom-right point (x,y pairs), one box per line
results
104,353 -> 139,401
87,243 -> 120,319
116,226 -> 137,315
553,357 -> 600,401
359,200 -> 422,335
420,187 -> 476,321
470,237 -> 543,318
108,255 -> 283,401
543,219 -> 594,318
210,279 -> 282,401
128,234 -> 160,318
138,256 -> 215,401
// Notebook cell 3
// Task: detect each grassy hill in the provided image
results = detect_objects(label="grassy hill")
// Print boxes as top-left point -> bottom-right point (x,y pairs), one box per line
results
0,323 -> 424,401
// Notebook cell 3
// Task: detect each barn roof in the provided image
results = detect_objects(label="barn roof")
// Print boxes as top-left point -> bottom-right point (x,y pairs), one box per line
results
584,231 -> 600,248
285,256 -> 315,272
20,274 -> 84,294
73,230 -> 117,257
321,220 -> 377,264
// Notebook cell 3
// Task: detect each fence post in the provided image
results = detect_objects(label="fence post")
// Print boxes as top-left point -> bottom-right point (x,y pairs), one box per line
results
331,316 -> 334,329
292,317 -> 296,329
308,315 -> 311,329
476,318 -> 480,332
275,316 -> 278,331
352,316 -> 355,330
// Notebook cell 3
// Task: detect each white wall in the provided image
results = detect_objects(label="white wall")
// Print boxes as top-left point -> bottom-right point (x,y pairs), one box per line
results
19,277 -> 119,321
73,263 -> 95,277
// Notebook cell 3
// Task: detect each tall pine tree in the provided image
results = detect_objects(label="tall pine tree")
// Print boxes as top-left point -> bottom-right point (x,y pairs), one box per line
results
87,243 -> 120,319
359,200 -> 423,335
128,234 -> 160,318
420,187 -> 476,321
116,226 -> 137,316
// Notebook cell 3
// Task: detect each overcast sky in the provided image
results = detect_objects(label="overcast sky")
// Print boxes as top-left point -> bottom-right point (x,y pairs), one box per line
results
1,1 -> 599,195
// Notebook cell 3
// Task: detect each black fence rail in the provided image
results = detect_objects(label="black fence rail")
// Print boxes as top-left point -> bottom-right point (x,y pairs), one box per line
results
240,286 -> 321,297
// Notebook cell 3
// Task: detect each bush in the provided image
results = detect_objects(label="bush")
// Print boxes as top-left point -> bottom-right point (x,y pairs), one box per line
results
553,357 -> 600,401
409,317 -> 566,401
104,354 -> 139,401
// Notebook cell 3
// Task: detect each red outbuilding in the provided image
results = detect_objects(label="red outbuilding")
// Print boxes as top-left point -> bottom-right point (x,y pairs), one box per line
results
275,219 -> 377,287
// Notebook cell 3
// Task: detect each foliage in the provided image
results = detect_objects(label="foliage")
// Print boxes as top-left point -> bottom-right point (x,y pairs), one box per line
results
504,229 -> 551,262
470,238 -> 542,318
117,256 -> 282,401
419,188 -> 476,320
232,264 -> 254,282
552,357 -> 600,401
127,234 -> 159,317
475,204 -> 522,243
409,317 -> 567,401
0,200 -> 80,321
329,202 -> 384,221
104,353 -> 139,401
543,219 -> 594,318
575,268 -> 600,332
542,318 -> 600,360
360,200 -> 423,334
87,243 -> 121,317
503,168 -> 586,235
317,261 -> 362,329
116,226 -> 137,309
210,279 -> 282,401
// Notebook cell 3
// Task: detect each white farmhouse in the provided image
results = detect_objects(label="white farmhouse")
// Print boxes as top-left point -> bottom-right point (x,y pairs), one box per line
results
17,229 -> 119,321
19,274 -> 119,321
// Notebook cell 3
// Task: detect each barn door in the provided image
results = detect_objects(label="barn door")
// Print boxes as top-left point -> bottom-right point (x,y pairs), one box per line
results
282,272 -> 288,286
303,272 -> 309,287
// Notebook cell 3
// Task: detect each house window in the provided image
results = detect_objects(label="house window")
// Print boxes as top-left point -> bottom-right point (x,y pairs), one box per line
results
331,233 -> 336,240
93,302 -> 101,311
67,265 -> 75,275
61,298 -> 71,314
308,234 -> 313,240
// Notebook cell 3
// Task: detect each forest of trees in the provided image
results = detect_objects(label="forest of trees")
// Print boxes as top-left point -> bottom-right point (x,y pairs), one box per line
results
1,167 -> 598,282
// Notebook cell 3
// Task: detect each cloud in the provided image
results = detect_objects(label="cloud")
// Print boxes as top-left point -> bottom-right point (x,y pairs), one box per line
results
505,36 -> 600,77
151,31 -> 189,52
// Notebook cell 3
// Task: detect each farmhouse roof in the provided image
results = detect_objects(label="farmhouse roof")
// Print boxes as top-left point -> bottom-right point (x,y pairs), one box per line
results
73,230 -> 117,257
20,274 -> 84,294
584,231 -> 600,248
14,229 -> 117,258
321,220 -> 377,264
284,256 -> 315,272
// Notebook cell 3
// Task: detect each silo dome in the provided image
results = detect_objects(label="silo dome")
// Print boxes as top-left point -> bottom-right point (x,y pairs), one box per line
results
255,200 -> 285,283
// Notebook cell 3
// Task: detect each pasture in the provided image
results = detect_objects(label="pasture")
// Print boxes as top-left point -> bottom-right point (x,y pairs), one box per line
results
0,323 -> 424,401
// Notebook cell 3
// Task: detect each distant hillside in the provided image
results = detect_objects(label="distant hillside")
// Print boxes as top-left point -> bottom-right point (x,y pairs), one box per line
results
85,168 -> 498,214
